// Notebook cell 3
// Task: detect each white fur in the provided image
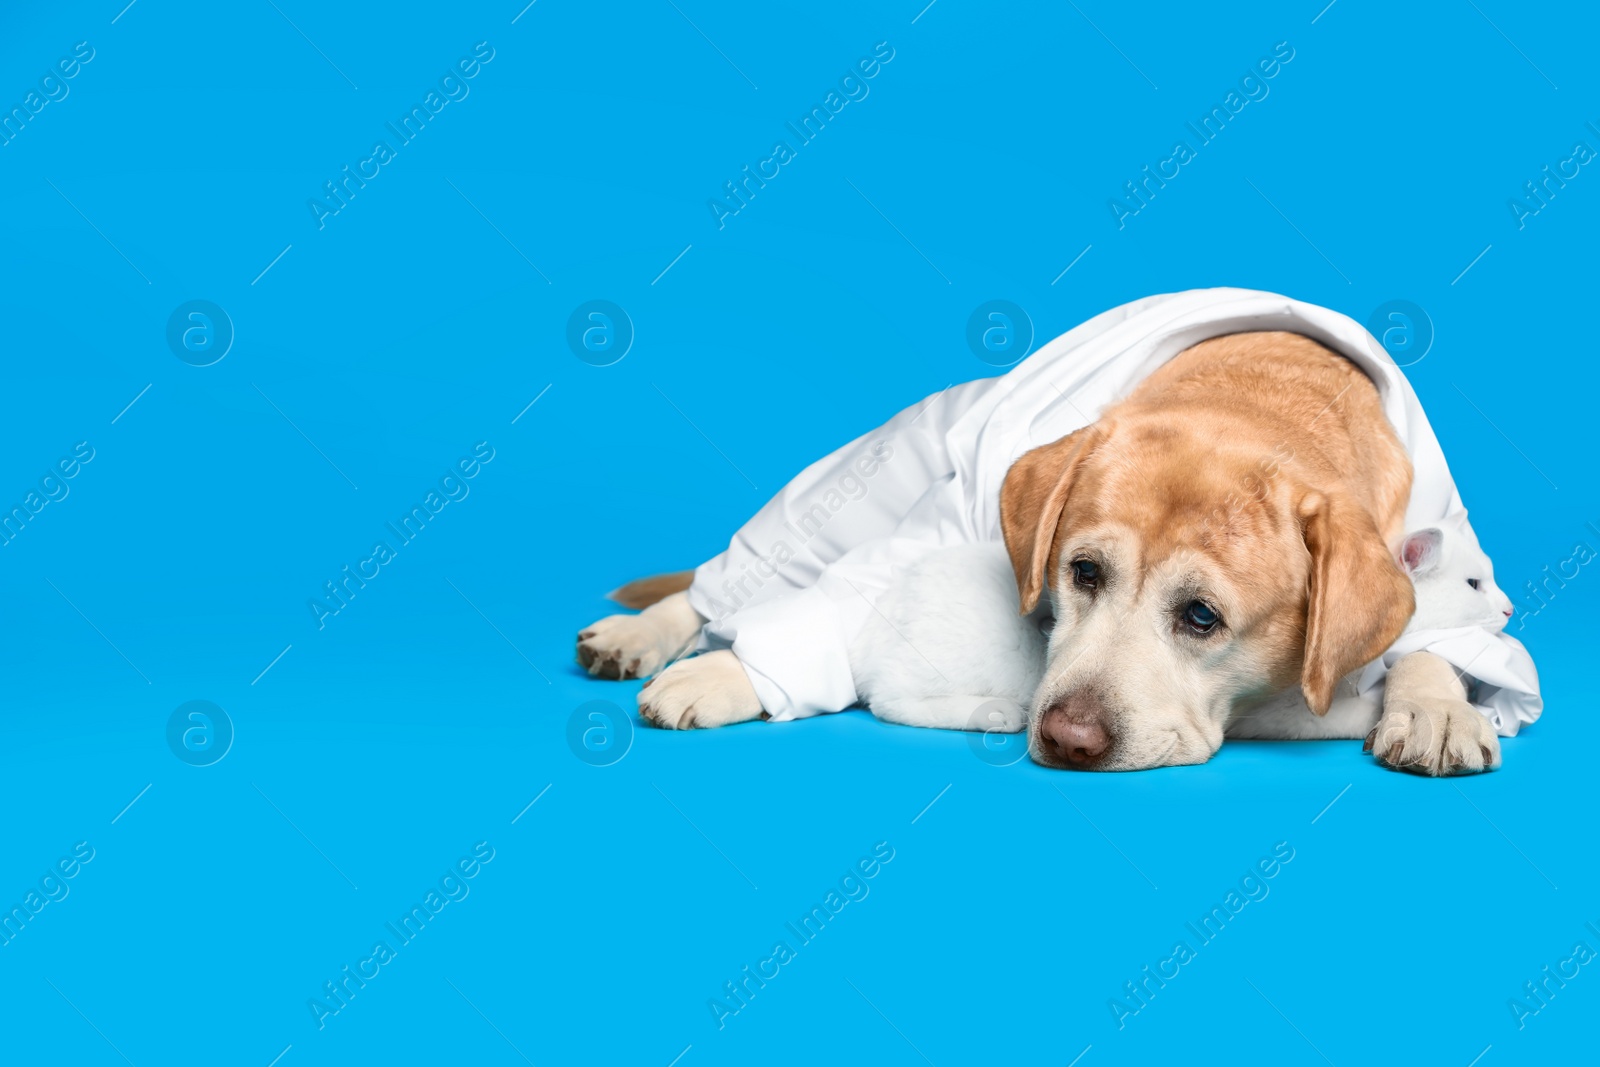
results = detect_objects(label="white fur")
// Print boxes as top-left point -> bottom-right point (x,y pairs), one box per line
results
848,544 -> 1046,733
1401,524 -> 1514,633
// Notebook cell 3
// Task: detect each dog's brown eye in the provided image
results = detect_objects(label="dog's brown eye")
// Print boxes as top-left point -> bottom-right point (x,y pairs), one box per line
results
1183,600 -> 1219,634
1071,559 -> 1099,589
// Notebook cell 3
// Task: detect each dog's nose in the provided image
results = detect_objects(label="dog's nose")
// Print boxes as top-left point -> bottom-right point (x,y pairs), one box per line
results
1039,703 -> 1110,766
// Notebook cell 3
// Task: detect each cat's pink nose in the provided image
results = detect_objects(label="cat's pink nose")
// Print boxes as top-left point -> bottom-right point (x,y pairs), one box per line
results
1504,608 -> 1513,618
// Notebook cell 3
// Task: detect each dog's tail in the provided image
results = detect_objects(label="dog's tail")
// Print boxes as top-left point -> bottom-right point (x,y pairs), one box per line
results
607,570 -> 696,610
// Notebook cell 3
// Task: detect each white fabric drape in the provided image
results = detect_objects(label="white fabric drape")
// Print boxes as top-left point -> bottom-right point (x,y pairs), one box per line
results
687,288 -> 1541,736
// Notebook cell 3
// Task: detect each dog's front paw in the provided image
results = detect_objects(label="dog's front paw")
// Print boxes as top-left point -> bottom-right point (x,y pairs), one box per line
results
638,650 -> 763,730
1364,696 -> 1501,776
576,614 -> 675,680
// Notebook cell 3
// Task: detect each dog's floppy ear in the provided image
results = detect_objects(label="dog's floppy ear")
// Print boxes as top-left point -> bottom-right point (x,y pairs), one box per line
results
1298,491 -> 1415,715
1000,427 -> 1094,614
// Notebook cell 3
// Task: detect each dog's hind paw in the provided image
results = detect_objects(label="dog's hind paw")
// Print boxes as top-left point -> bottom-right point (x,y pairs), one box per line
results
1364,696 -> 1501,776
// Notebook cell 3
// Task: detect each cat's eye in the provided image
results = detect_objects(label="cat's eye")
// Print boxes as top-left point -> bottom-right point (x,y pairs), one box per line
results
1466,578 -> 1481,590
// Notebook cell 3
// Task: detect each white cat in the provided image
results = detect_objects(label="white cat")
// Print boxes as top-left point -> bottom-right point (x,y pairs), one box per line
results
1400,524 -> 1514,634
849,525 -> 1513,740
848,543 -> 1048,735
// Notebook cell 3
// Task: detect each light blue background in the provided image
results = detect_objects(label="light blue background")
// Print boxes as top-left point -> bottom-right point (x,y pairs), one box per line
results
1,1 -> 1595,1064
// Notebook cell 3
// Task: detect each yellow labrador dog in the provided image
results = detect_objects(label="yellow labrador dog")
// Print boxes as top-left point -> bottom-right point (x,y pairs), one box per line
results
577,331 -> 1499,775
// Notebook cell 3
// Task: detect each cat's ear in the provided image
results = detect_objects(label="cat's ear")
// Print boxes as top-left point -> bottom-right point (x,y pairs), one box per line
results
1400,528 -> 1443,576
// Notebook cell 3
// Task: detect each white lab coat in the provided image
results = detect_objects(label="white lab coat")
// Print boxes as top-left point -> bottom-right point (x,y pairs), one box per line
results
687,288 -> 1541,735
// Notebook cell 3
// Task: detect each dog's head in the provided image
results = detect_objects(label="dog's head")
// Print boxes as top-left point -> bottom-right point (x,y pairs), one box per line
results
1000,420 -> 1414,770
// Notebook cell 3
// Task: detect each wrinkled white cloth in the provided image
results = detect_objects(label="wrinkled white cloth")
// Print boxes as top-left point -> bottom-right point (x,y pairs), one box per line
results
688,288 -> 1541,736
